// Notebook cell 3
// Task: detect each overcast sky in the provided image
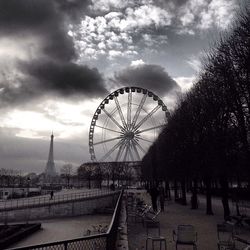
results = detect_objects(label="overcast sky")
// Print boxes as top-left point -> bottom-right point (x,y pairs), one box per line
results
0,0 -> 245,174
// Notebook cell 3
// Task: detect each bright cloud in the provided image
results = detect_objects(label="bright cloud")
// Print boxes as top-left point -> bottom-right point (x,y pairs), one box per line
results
130,59 -> 145,67
198,0 -> 238,30
174,76 -> 196,92
178,0 -> 238,33
71,2 -> 172,61
71,0 -> 238,66
0,98 -> 102,140
186,57 -> 202,72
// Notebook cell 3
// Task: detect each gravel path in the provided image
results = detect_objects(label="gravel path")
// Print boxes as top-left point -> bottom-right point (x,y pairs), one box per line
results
127,190 -> 250,250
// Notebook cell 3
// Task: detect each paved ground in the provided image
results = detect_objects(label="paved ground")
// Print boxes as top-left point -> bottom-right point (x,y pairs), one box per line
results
127,190 -> 250,250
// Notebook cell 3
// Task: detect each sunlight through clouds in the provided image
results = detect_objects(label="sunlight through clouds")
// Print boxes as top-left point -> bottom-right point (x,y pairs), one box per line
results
1,111 -> 64,136
0,98 -> 103,141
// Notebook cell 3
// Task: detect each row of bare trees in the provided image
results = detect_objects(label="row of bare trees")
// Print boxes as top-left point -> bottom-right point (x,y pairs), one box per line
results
0,168 -> 23,186
142,9 -> 250,220
77,162 -> 135,189
60,162 -> 135,189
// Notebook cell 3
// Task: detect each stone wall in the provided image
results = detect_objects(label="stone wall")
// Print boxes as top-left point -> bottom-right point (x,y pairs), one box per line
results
2,193 -> 119,222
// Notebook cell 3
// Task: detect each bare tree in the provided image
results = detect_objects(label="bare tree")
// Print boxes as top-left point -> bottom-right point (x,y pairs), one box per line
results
61,164 -> 73,188
77,164 -> 93,189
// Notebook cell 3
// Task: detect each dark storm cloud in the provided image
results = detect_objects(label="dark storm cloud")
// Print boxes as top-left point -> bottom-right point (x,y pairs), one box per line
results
114,64 -> 180,95
0,0 -> 89,61
0,0 -> 57,31
0,0 -> 90,30
158,0 -> 189,7
0,60 -> 106,107
0,0 -> 107,107
0,0 -> 76,60
55,0 -> 91,22
20,60 -> 106,97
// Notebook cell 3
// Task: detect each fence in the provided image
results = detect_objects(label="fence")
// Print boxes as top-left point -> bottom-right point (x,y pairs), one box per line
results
0,189 -> 116,212
7,190 -> 124,250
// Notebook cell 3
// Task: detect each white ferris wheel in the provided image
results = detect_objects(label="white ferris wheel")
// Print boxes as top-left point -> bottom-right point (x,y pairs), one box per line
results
89,86 -> 170,162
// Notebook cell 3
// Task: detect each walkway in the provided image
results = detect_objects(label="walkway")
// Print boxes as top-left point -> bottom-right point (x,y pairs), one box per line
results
0,188 -> 115,211
127,190 -> 250,250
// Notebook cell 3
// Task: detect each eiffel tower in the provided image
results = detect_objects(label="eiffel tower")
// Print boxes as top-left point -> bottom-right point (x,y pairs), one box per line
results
44,133 -> 57,177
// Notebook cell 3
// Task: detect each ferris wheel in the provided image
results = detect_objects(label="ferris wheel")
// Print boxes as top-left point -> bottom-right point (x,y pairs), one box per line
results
89,86 -> 170,162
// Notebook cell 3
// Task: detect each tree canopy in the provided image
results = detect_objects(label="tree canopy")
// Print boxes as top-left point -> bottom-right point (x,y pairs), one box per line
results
142,8 -> 250,187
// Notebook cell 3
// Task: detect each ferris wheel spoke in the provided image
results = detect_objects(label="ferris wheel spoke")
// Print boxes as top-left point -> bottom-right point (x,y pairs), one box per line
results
115,139 -> 127,161
114,96 -> 127,129
133,139 -> 147,154
131,94 -> 147,129
123,143 -> 130,162
100,139 -> 124,161
134,105 -> 161,131
131,140 -> 141,161
103,109 -> 124,131
95,124 -> 122,134
93,136 -> 123,146
137,136 -> 153,144
135,124 -> 165,134
127,92 -> 132,130
128,143 -> 135,161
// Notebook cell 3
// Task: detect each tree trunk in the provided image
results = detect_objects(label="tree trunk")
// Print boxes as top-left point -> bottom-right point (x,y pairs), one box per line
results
174,180 -> 178,201
191,178 -> 198,209
112,168 -> 115,186
181,179 -> 187,205
220,176 -> 231,221
165,180 -> 171,200
67,177 -> 70,188
88,178 -> 91,189
235,176 -> 241,216
205,176 -> 214,215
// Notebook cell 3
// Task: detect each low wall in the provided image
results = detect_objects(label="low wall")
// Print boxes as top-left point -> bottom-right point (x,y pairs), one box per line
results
2,193 -> 119,222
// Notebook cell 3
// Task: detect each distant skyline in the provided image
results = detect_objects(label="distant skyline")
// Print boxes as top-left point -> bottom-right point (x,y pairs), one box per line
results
0,0 -> 245,173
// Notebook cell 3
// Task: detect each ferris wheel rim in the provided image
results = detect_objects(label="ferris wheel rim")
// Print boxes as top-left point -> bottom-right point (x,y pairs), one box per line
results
89,86 -> 170,162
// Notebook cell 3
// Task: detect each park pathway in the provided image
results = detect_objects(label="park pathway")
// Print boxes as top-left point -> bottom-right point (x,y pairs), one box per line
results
0,188 -> 115,211
127,190 -> 250,250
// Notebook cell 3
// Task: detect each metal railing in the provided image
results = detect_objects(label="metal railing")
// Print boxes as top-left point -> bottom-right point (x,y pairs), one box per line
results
7,190 -> 123,250
106,189 -> 123,249
0,189 -> 117,211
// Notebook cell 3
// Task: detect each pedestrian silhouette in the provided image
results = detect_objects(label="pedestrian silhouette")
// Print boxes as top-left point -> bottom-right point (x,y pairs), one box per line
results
50,190 -> 54,200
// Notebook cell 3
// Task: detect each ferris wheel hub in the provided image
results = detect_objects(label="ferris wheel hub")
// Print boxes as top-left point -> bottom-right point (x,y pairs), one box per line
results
124,131 -> 135,140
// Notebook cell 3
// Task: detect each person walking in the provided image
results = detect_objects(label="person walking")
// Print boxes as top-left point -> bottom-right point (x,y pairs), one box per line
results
149,185 -> 159,212
50,190 -> 54,200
